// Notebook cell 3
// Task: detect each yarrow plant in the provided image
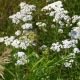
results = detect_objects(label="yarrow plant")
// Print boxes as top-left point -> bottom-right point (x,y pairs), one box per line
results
14,51 -> 29,65
0,0 -> 80,80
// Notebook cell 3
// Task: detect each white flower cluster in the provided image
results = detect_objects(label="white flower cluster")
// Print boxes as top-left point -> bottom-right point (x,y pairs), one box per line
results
50,42 -> 62,52
11,39 -> 30,49
64,53 -> 75,68
50,39 -> 78,52
42,1 -> 70,27
36,22 -> 46,27
14,51 -> 29,65
11,39 -> 20,48
36,22 -> 47,32
0,36 -> 15,46
58,29 -> 63,33
69,27 -> 80,39
62,39 -> 78,48
21,23 -> 33,30
9,2 -> 36,24
0,2 -> 36,65
64,47 -> 80,68
42,1 -> 80,63
15,30 -> 21,36
39,45 -> 47,50
42,1 -> 63,11
50,39 -> 80,68
73,47 -> 80,53
0,36 -> 31,49
64,59 -> 74,68
0,37 -> 4,42
72,15 -> 80,24
0,2 -> 36,50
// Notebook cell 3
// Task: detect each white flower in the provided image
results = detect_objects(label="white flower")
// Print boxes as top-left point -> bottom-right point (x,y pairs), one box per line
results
15,30 -> 21,36
15,58 -> 29,65
51,39 -> 78,53
42,1 -> 70,27
15,51 -> 29,65
15,59 -> 25,65
42,1 -> 63,11
19,41 -> 27,49
64,62 -> 72,68
36,22 -> 46,29
9,2 -> 36,24
69,59 -> 74,63
72,15 -> 80,23
58,29 -> 63,33
19,2 -> 26,9
69,27 -> 80,39
40,45 -> 47,50
29,5 -> 36,11
77,21 -> 80,27
41,23 -> 46,27
69,53 -> 75,58
50,42 -> 62,52
4,36 -> 15,46
17,52 -> 25,58
0,37 -> 4,42
36,22 -> 42,26
22,15 -> 32,22
49,11 -> 55,16
62,40 -> 71,48
4,36 -> 8,40
20,9 -> 32,15
73,48 -> 80,53
62,39 -> 77,49
9,14 -> 20,24
21,23 -> 33,30
16,12 -> 23,19
11,39 -> 20,48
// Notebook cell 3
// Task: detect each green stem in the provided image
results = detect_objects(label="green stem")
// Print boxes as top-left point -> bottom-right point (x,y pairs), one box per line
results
31,57 -> 44,71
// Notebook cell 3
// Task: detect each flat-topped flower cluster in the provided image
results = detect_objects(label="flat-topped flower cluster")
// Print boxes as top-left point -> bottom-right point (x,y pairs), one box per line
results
0,2 -> 36,50
0,2 -> 36,65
